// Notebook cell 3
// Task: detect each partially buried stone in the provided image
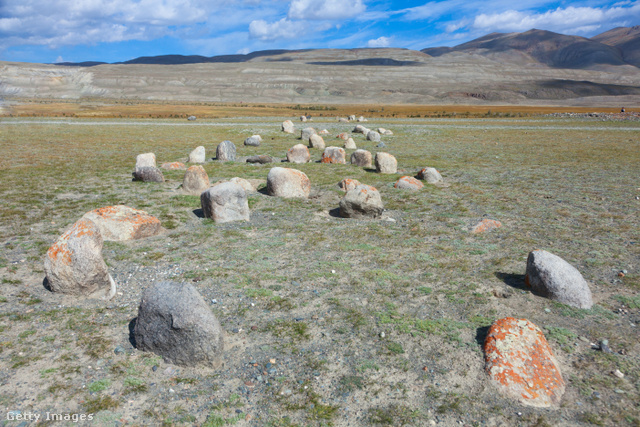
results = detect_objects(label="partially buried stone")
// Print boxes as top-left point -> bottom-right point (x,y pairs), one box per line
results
134,281 -> 224,367
339,185 -> 383,218
244,135 -> 262,146
44,218 -> 116,299
484,317 -> 565,408
82,205 -> 163,241
246,155 -> 275,164
132,167 -> 164,182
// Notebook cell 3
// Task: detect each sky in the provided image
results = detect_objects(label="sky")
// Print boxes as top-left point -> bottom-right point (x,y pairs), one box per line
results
1,0 -> 639,64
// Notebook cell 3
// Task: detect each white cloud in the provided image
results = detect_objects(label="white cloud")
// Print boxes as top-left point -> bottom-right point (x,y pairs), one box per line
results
55,55 -> 64,63
249,18 -> 307,41
367,36 -> 390,47
288,0 -> 365,20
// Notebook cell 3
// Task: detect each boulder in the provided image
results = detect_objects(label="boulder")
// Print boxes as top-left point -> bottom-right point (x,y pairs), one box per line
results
182,165 -> 210,195
351,149 -> 372,168
187,115 -> 196,121
357,116 -> 366,122
376,142 -> 386,148
44,218 -> 115,299
525,250 -> 593,309
338,178 -> 362,192
349,115 -> 356,121
200,182 -> 250,223
246,155 -> 275,164
319,129 -> 330,135
244,135 -> 262,146
321,147 -> 346,164
216,140 -> 236,162
82,206 -> 163,241
188,146 -> 206,163
339,117 -> 349,123
134,281 -> 224,367
309,134 -> 326,150
375,152 -> 397,174
344,138 -> 357,149
301,127 -> 316,141
133,167 -> 164,182
395,176 -> 424,190
336,132 -> 349,140
136,153 -> 156,168
160,162 -> 186,170
417,167 -> 443,183
267,167 -> 310,199
471,219 -> 502,234
287,144 -> 311,164
484,317 -> 565,408
339,185 -> 383,219
300,115 -> 307,122
366,130 -> 381,142
211,177 -> 262,194
353,125 -> 367,134
378,128 -> 393,136
282,120 -> 295,134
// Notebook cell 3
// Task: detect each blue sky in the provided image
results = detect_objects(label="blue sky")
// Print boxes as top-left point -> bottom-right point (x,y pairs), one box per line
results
1,0 -> 638,64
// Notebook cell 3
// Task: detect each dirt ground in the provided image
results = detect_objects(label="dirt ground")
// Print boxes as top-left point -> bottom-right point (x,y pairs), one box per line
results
0,114 -> 638,426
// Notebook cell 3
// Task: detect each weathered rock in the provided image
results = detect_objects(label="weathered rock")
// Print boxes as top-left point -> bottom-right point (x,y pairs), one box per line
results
309,134 -> 326,150
133,167 -> 165,182
319,129 -> 330,135
378,128 -> 393,135
337,132 -> 349,140
525,250 -> 593,309
244,135 -> 262,146
349,115 -> 356,121
357,116 -> 366,122
472,219 -> 502,234
182,165 -> 210,195
375,152 -> 397,174
417,167 -> 443,183
367,131 -> 381,142
44,218 -> 115,299
376,142 -> 386,148
395,176 -> 424,190
301,127 -> 316,141
267,167 -> 310,199
344,138 -> 357,149
350,149 -> 372,167
216,140 -> 236,162
321,147 -> 346,164
136,153 -> 156,168
200,182 -> 250,223
188,146 -> 206,163
339,117 -> 349,123
338,178 -> 362,192
300,115 -> 307,122
211,177 -> 262,194
287,144 -> 311,164
339,185 -> 383,218
282,120 -> 295,134
484,317 -> 565,408
160,162 -> 186,170
134,281 -> 224,367
353,125 -> 367,134
82,206 -> 163,241
246,155 -> 275,164
187,115 -> 196,121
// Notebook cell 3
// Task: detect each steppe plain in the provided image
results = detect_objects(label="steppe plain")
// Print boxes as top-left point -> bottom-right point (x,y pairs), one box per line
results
0,47 -> 640,427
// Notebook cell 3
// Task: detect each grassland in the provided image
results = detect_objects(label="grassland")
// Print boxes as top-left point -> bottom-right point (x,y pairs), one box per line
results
0,112 -> 639,426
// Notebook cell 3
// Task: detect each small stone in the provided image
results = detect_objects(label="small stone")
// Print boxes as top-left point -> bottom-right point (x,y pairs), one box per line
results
270,358 -> 276,364
152,365 -> 158,372
544,308 -> 551,313
592,391 -> 601,399
613,369 -> 624,379
600,339 -> 613,354
235,409 -> 243,414
380,331 -> 385,338
251,325 -> 258,331
232,328 -> 240,334
114,346 -> 125,355
244,381 -> 255,388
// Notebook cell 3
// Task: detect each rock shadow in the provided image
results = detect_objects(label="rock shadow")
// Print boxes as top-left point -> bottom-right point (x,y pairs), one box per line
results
495,272 -> 527,291
475,325 -> 490,348
42,277 -> 52,292
362,168 -> 379,173
328,208 -> 342,218
128,317 -> 138,348
257,187 -> 270,196
192,208 -> 205,218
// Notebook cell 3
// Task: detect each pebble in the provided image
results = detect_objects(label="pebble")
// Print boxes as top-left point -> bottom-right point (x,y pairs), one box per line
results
114,346 -> 125,355
232,328 -> 240,334
211,299 -> 218,304
380,332 -> 385,338
613,369 -> 624,378
251,325 -> 258,331
600,339 -> 613,354
592,391 -> 601,400
152,366 -> 158,372
615,389 -> 625,394
311,315 -> 319,320
244,381 -> 256,388
235,409 -> 243,414
544,308 -> 551,313
292,281 -> 301,286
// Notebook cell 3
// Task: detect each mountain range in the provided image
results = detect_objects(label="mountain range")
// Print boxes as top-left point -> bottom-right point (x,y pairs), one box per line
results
56,27 -> 640,70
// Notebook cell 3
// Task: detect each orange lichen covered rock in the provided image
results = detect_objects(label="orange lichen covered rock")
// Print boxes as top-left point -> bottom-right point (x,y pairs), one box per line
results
321,147 -> 346,164
286,144 -> 311,164
472,218 -> 502,234
44,218 -> 115,299
484,317 -> 565,408
160,162 -> 186,170
338,178 -> 362,192
336,132 -> 349,140
82,205 -> 163,241
339,185 -> 383,218
394,176 -> 424,190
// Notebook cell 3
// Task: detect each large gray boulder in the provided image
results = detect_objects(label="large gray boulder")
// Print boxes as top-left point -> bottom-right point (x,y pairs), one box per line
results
133,167 -> 164,182
321,146 -> 346,164
301,127 -> 316,141
267,167 -> 310,198
525,250 -> 593,309
182,165 -> 210,195
366,131 -> 381,142
136,153 -> 156,168
353,125 -> 367,134
188,146 -> 206,163
244,135 -> 262,146
200,182 -> 250,223
344,138 -> 357,149
287,144 -> 311,164
44,218 -> 116,299
351,149 -> 372,168
216,140 -> 236,161
339,185 -> 383,219
309,134 -> 325,150
282,120 -> 295,134
375,152 -> 397,174
134,281 -> 224,367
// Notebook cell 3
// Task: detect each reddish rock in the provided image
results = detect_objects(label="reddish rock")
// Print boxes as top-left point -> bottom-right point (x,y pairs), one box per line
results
321,147 -> 346,164
484,317 -> 565,408
472,219 -> 502,234
336,132 -> 349,140
82,205 -> 163,241
160,162 -> 186,170
394,176 -> 424,190
338,178 -> 362,192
